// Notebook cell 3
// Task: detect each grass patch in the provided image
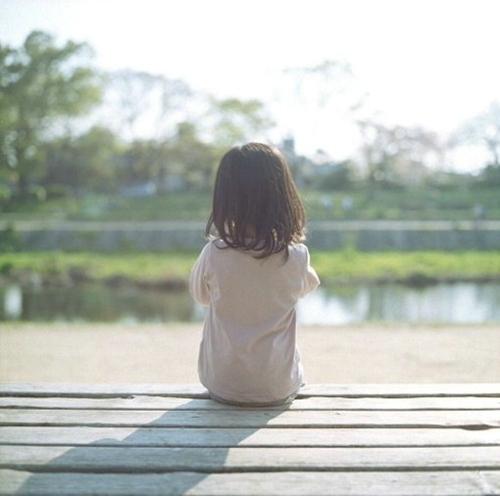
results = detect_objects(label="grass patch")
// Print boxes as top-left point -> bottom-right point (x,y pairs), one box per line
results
310,250 -> 500,282
0,251 -> 199,281
1,250 -> 499,284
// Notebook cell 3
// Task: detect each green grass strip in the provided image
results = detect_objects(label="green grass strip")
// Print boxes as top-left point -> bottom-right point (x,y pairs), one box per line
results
1,250 -> 499,284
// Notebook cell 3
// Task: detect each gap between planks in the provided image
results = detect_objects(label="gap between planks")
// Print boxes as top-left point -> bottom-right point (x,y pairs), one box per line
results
2,395 -> 500,411
1,383 -> 500,398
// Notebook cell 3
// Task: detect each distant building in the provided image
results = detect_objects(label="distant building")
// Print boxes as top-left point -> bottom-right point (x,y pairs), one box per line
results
279,137 -> 343,187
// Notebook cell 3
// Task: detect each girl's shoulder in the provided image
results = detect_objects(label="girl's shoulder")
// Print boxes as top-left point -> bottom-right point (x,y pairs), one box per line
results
288,242 -> 310,256
284,243 -> 312,267
199,238 -> 230,259
201,238 -> 225,249
206,238 -> 229,252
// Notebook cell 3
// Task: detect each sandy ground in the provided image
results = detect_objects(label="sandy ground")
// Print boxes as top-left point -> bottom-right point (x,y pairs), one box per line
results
1,323 -> 499,384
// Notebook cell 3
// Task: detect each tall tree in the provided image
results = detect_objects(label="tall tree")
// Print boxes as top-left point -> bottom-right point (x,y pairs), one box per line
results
98,69 -> 193,141
0,31 -> 101,197
357,120 -> 443,187
166,122 -> 217,191
270,60 -> 369,155
45,127 -> 121,194
451,101 -> 500,168
205,97 -> 274,148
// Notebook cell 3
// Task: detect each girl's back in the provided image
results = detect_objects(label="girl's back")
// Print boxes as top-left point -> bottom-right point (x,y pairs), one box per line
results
189,142 -> 320,406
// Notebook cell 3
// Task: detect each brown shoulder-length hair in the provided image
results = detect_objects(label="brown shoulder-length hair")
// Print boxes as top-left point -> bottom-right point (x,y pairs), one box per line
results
205,142 -> 306,258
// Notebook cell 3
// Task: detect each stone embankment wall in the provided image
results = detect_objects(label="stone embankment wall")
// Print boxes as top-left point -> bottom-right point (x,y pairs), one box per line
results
4,220 -> 500,251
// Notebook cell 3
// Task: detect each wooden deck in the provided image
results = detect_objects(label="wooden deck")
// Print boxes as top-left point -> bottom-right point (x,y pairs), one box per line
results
0,383 -> 499,495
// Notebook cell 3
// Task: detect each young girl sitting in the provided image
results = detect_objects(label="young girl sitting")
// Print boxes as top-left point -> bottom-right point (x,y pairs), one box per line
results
189,142 -> 320,407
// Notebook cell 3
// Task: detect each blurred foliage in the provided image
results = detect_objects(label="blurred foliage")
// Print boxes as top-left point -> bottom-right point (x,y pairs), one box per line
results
0,223 -> 21,252
0,31 -> 102,197
450,101 -> 500,167
2,186 -> 498,222
1,31 -> 499,221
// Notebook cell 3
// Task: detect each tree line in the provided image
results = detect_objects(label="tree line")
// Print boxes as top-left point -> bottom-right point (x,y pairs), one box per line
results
1,31 -> 499,206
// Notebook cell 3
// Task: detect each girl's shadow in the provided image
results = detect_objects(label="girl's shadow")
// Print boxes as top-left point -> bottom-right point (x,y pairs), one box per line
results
17,397 -> 291,495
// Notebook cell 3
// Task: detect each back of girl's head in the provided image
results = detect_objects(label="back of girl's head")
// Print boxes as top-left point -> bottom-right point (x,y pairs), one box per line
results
206,142 -> 305,258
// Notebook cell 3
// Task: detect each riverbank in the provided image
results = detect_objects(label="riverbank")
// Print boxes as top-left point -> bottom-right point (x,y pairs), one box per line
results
1,323 -> 499,384
2,250 -> 500,289
3,219 -> 500,251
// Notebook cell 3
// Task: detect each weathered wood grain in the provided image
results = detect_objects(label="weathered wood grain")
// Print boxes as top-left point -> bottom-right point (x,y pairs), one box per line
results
300,383 -> 500,398
1,383 -> 499,496
0,383 -> 210,399
1,470 -> 499,496
2,445 -> 500,472
2,426 -> 499,447
1,383 -> 499,398
1,408 -> 499,429
2,395 -> 499,411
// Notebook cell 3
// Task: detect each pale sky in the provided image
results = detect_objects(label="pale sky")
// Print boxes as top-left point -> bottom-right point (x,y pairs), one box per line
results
1,0 -> 499,170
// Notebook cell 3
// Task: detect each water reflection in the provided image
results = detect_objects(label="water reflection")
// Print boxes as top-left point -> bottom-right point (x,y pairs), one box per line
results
297,283 -> 500,325
0,283 -> 195,324
3,285 -> 22,319
1,282 -> 499,324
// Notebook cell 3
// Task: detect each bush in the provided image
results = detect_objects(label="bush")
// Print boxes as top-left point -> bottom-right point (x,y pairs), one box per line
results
0,184 -> 12,204
0,223 -> 21,252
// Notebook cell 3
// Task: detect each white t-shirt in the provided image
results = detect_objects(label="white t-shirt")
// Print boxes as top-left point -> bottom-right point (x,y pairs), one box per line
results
189,239 -> 320,404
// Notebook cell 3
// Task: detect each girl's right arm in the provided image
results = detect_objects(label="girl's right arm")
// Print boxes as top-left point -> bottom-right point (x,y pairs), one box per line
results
299,246 -> 320,298
189,244 -> 211,306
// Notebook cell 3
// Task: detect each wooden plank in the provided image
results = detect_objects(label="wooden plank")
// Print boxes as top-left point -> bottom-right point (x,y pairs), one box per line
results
2,395 -> 499,411
0,383 -> 210,399
2,445 -> 500,472
1,408 -> 499,429
300,383 -> 500,398
1,470 -> 499,496
1,426 -> 499,448
1,383 -> 499,398
1,384 -> 499,496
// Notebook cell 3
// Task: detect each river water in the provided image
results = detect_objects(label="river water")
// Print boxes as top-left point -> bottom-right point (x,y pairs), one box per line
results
1,281 -> 499,325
